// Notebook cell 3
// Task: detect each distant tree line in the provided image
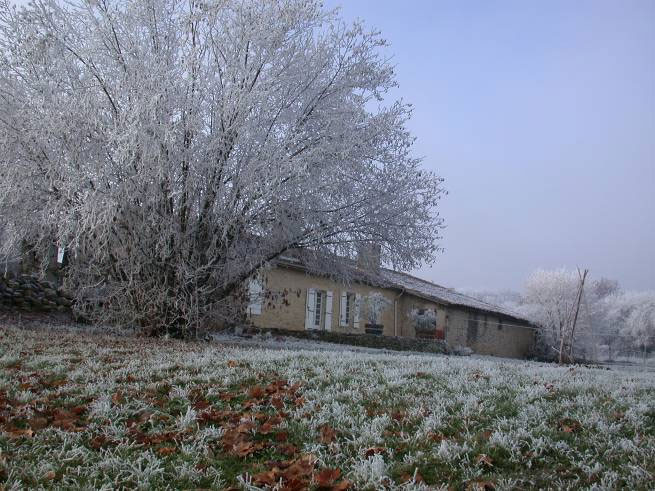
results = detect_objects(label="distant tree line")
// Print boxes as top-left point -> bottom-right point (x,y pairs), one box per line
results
461,270 -> 655,364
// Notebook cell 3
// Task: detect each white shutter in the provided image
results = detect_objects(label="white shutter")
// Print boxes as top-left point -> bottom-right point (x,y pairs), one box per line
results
324,291 -> 333,331
247,279 -> 263,315
57,246 -> 65,264
339,292 -> 348,327
353,293 -> 361,329
305,288 -> 316,330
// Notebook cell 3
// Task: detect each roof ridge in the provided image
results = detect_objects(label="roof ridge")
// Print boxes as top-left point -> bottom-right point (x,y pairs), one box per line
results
380,267 -> 527,321
380,267 -> 450,289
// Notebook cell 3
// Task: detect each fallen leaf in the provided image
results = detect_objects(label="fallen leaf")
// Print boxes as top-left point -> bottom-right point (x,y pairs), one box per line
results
315,468 -> 340,487
294,396 -> 306,407
28,417 -> 49,431
8,428 -> 34,439
364,447 -> 386,458
248,386 -> 266,399
157,446 -> 177,456
252,469 -> 279,487
401,471 -> 424,483
43,470 -> 56,480
558,418 -> 582,433
475,454 -> 494,467
466,480 -> 496,490
319,425 -> 336,444
278,443 -> 298,456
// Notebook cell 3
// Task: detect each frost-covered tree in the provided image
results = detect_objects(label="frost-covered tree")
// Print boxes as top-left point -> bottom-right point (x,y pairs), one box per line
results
0,0 -> 444,335
523,268 -> 588,362
606,291 -> 655,363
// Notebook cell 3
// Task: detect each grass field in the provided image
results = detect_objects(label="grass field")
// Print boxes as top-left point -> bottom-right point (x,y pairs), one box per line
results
1,325 -> 654,490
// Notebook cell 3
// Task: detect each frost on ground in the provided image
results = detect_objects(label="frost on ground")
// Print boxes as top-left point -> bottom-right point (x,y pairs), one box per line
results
1,325 -> 654,490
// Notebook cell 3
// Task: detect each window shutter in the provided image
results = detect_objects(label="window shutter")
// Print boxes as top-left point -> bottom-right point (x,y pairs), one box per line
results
305,288 -> 316,330
353,293 -> 361,329
339,292 -> 348,327
247,279 -> 263,315
324,291 -> 333,331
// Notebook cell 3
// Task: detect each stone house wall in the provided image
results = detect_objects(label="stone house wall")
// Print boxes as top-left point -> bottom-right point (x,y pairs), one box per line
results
249,265 -> 535,359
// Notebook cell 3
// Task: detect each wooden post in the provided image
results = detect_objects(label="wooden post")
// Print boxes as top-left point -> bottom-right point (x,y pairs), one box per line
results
565,268 -> 588,364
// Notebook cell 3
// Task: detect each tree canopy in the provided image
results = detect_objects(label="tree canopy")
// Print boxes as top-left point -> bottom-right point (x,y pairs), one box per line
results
0,0 -> 445,334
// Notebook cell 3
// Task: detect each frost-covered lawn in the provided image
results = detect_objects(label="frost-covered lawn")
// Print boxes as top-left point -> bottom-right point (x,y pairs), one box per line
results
1,326 -> 654,490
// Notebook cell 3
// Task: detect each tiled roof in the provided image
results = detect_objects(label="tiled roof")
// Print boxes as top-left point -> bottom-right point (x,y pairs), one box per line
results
275,254 -> 530,323
377,269 -> 529,322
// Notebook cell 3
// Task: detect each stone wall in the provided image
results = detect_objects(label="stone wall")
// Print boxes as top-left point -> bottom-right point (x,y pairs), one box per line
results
0,274 -> 72,313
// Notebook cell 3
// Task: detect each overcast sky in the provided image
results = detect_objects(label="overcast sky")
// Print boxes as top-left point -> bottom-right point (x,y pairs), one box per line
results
324,0 -> 655,292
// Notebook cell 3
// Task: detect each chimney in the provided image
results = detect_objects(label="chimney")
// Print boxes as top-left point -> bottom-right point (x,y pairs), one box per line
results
356,243 -> 381,274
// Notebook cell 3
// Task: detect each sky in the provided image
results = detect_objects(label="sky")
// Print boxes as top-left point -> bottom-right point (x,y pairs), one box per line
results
324,0 -> 655,292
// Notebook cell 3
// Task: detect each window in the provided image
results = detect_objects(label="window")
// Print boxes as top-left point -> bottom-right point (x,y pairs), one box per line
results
305,288 -> 334,331
467,312 -> 479,344
340,292 -> 355,327
247,278 -> 263,315
314,290 -> 323,328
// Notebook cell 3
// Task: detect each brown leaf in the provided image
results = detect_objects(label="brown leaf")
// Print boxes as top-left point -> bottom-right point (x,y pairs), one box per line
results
331,480 -> 352,490
319,425 -> 336,444
271,396 -> 284,410
260,422 -> 275,434
558,418 -> 582,433
248,386 -> 266,399
278,443 -> 298,456
479,430 -> 492,440
252,469 -> 279,487
43,470 -> 56,480
193,399 -> 210,410
28,417 -> 49,431
8,428 -> 34,439
157,446 -> 177,456
89,435 -> 112,450
466,480 -> 496,490
401,471 -> 424,483
475,454 -> 494,467
428,432 -> 447,442
236,422 -> 256,433
364,447 -> 386,458
111,392 -> 124,405
282,454 -> 316,481
233,440 -> 264,458
227,360 -> 239,368
275,431 -> 289,442
70,405 -> 87,416
315,468 -> 341,487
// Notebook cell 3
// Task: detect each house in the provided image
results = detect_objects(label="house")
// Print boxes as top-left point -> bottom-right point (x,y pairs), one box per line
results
246,252 -> 536,359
